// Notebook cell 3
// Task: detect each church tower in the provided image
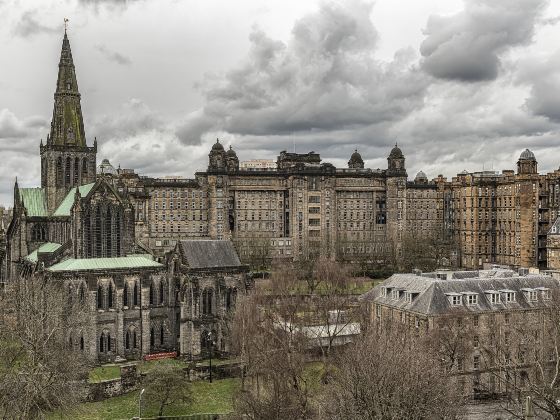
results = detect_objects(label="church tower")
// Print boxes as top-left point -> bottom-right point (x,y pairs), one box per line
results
40,30 -> 96,212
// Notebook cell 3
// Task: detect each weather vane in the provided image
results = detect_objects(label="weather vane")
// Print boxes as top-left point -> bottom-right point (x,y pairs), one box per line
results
64,18 -> 69,32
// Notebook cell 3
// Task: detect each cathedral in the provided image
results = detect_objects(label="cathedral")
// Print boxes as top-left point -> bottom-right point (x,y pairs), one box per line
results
2,31 -> 247,362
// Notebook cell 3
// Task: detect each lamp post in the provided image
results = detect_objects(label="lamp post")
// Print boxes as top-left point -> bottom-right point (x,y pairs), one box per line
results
138,388 -> 145,419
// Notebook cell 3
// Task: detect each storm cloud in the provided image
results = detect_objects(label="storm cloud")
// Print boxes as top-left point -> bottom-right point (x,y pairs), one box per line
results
420,0 -> 547,82
177,1 -> 429,146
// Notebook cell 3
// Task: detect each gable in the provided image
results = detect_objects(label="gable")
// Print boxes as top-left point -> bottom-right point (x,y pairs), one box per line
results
20,188 -> 48,217
53,180 -> 124,217
53,183 -> 95,216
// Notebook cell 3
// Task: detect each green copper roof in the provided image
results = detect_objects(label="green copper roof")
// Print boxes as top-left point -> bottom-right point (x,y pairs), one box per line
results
20,188 -> 48,217
53,183 -> 95,216
47,255 -> 163,272
25,242 -> 62,263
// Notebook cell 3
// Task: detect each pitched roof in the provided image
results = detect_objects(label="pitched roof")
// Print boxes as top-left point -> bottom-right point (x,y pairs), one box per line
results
179,240 -> 241,269
20,188 -> 48,217
47,255 -> 162,272
53,183 -> 95,216
25,242 -> 62,263
361,272 -> 559,316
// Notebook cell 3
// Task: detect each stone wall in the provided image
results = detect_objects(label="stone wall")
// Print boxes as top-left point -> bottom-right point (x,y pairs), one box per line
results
87,364 -> 139,401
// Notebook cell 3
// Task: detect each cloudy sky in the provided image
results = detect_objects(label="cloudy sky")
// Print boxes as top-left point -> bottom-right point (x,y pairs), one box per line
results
2,0 -> 560,205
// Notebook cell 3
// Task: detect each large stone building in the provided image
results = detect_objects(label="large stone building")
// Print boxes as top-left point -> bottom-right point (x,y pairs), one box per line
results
362,269 -> 560,398
5,30 -> 560,292
1,31 -> 248,363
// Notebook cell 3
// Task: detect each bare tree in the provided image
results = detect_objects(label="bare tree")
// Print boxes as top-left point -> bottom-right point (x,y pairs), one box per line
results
0,274 -> 89,419
234,237 -> 272,273
475,297 -> 560,419
142,363 -> 192,417
319,326 -> 464,419
231,269 -> 316,420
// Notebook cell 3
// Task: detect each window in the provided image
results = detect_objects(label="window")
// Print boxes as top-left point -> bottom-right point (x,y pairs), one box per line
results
488,292 -> 501,304
375,304 -> 381,319
473,355 -> 480,370
392,290 -> 400,300
504,313 -> 510,324
473,335 -> 479,348
466,294 -> 478,305
473,315 -> 479,327
447,294 -> 462,305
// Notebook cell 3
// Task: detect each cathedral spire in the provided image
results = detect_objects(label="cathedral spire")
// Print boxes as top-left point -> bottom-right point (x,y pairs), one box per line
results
49,29 -> 86,147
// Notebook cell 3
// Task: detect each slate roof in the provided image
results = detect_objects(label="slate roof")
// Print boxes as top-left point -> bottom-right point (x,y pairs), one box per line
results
361,271 -> 559,316
179,240 -> 241,269
53,183 -> 95,216
25,242 -> 62,263
20,188 -> 48,217
47,255 -> 162,272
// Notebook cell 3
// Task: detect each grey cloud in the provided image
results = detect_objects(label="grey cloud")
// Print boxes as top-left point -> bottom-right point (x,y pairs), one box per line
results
420,0 -> 547,82
12,11 -> 59,38
89,99 -> 161,141
520,51 -> 560,122
95,44 -> 132,66
176,1 -> 430,145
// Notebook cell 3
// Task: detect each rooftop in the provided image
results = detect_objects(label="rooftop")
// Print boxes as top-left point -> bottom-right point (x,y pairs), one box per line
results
361,270 -> 558,315
178,240 -> 242,269
20,188 -> 48,217
25,242 -> 62,263
53,183 -> 95,216
47,254 -> 162,272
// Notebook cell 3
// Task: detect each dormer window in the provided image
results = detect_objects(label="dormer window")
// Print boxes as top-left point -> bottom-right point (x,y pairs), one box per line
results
391,289 -> 401,300
521,288 -> 538,302
381,287 -> 389,298
536,287 -> 551,300
446,293 -> 462,306
499,290 -> 516,303
464,293 -> 478,306
405,291 -> 418,303
485,290 -> 501,304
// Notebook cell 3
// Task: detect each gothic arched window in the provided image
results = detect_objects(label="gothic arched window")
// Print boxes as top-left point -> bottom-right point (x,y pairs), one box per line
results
80,334 -> 84,351
99,335 -> 104,353
56,157 -> 63,186
65,156 -> 71,187
133,282 -> 139,306
150,328 -> 155,347
149,282 -> 154,305
82,157 -> 88,179
108,283 -> 113,308
202,289 -> 213,315
115,209 -> 121,256
123,282 -> 128,307
160,325 -> 164,345
159,280 -> 164,304
74,157 -> 80,185
95,206 -> 102,257
105,207 -> 112,257
97,284 -> 103,309
125,330 -> 130,350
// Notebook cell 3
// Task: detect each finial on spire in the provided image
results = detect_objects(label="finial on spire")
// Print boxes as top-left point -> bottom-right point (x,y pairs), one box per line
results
216,138 -> 220,143
64,18 -> 69,34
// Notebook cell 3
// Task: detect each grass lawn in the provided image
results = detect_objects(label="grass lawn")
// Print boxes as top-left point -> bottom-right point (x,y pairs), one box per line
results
47,377 -> 240,419
89,364 -> 121,383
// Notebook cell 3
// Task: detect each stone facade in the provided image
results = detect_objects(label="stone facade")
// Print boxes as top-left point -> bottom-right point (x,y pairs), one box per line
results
362,270 -> 560,399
